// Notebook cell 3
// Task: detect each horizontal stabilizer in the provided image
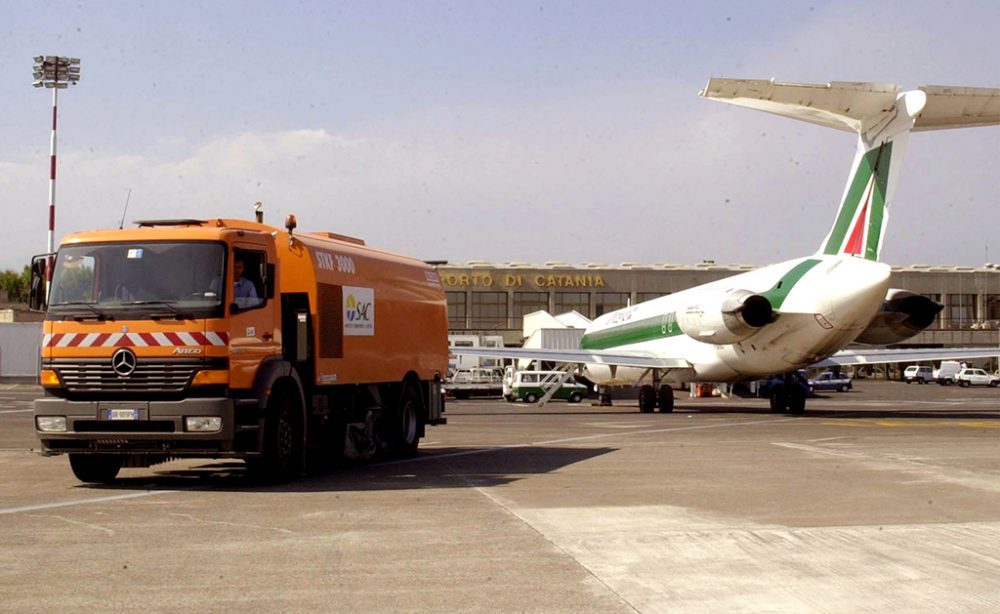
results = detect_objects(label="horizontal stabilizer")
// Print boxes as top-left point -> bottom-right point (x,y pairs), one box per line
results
701,77 -> 1000,263
700,78 -> 1000,137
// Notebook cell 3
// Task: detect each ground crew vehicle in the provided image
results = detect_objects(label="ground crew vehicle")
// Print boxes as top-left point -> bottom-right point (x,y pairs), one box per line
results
933,361 -> 961,385
807,371 -> 852,393
903,365 -> 933,384
444,367 -> 504,398
30,215 -> 448,483
955,368 -> 1000,387
505,370 -> 587,404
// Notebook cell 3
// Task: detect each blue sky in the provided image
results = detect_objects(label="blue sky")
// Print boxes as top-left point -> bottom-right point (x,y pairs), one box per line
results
2,1 -> 999,270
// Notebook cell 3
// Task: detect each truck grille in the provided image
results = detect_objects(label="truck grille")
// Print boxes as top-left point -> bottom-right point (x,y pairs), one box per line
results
51,360 -> 200,393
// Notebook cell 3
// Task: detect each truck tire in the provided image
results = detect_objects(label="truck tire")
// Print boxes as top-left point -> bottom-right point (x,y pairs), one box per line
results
248,387 -> 302,483
524,393 -> 538,404
840,384 -> 850,392
69,454 -> 122,483
961,380 -> 970,387
568,392 -> 583,404
392,384 -> 422,458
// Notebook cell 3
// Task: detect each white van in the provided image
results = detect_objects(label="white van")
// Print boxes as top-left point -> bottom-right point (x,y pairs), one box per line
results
505,370 -> 587,404
933,361 -> 961,385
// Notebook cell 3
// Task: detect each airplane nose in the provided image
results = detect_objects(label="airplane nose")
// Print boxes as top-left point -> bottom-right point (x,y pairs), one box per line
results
820,258 -> 891,330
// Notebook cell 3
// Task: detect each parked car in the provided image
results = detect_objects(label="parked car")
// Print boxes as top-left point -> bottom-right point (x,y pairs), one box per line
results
903,365 -> 933,384
955,368 -> 1000,388
807,371 -> 852,393
933,361 -> 961,385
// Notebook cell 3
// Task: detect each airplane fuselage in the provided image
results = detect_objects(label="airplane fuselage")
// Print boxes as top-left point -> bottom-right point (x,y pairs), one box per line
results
581,255 -> 890,385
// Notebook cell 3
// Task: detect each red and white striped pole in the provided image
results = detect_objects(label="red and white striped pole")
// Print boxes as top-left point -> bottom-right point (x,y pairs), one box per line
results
33,55 -> 79,280
48,83 -> 58,258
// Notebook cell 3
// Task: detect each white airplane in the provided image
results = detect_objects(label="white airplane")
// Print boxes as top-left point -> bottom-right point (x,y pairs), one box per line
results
456,78 -> 1000,413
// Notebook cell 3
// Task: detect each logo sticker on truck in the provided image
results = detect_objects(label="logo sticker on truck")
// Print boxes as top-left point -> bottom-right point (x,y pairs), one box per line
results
344,286 -> 374,336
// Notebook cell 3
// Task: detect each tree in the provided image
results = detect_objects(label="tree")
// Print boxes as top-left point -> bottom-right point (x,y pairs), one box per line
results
0,266 -> 31,303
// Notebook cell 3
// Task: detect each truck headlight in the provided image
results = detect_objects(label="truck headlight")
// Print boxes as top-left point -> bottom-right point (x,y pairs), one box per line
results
185,416 -> 222,432
36,416 -> 67,432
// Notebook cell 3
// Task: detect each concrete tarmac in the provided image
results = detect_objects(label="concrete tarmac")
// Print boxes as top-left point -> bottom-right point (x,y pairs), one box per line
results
2,380 -> 1000,612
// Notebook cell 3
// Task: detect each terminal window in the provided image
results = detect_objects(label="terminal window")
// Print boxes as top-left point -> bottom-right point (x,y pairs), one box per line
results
470,292 -> 508,329
513,292 -> 549,318
986,295 -> 1000,326
947,293 -> 976,329
446,291 -> 467,329
554,292 -> 590,318
596,292 -> 630,317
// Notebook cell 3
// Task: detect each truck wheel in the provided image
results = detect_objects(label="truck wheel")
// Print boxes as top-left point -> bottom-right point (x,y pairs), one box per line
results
249,388 -> 302,483
69,454 -> 122,483
840,384 -> 849,392
393,385 -> 422,457
524,393 -> 538,404
961,380 -> 970,387
568,392 -> 583,404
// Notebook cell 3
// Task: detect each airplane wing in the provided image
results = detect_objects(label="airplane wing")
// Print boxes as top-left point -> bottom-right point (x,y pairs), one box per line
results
450,346 -> 690,370
815,346 -> 1000,368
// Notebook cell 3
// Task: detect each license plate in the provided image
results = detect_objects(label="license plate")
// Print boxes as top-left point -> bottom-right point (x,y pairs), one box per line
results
105,408 -> 140,421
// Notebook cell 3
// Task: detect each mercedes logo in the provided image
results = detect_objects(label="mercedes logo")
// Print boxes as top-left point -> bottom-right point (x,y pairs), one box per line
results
111,348 -> 137,377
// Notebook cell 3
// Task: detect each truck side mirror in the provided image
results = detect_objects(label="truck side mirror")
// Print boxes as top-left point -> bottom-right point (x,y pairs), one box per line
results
28,255 -> 50,312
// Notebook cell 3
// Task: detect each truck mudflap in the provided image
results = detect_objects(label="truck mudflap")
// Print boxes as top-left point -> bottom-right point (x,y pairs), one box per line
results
33,397 -> 261,457
426,377 -> 447,425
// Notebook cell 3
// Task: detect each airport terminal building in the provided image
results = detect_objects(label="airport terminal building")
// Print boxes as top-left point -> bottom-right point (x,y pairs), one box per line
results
437,260 -> 1000,348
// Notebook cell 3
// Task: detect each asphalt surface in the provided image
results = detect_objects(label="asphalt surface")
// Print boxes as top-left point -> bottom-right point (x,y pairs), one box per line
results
2,380 -> 1000,613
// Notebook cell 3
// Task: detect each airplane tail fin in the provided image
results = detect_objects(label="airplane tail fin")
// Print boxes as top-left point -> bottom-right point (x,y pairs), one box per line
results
700,79 -> 1000,261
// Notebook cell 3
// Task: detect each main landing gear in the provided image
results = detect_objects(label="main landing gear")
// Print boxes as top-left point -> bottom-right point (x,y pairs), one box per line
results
639,384 -> 674,413
767,372 -> 809,415
597,369 -> 675,413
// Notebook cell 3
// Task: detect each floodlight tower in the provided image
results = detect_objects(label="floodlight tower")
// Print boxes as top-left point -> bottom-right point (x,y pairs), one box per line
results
32,55 -> 80,257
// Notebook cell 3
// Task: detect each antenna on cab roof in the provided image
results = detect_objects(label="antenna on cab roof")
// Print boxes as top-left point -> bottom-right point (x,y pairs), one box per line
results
118,189 -> 132,229
254,201 -> 263,223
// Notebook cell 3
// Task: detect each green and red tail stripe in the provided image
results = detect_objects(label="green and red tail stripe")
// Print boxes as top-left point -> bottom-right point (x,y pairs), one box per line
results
821,141 -> 892,261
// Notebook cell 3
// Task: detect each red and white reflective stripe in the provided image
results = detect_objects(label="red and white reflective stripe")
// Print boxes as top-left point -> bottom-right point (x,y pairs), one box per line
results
42,332 -> 229,348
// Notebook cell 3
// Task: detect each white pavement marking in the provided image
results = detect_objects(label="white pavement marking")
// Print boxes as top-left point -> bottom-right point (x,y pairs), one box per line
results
0,490 -> 177,515
0,409 -> 33,414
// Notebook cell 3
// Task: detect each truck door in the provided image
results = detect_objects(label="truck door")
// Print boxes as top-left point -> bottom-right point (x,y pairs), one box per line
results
228,243 -> 281,389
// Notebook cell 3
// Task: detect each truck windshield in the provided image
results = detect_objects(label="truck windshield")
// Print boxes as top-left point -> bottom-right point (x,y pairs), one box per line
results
47,241 -> 225,319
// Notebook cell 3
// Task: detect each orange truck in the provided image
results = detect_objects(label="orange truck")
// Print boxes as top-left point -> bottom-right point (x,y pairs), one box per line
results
29,215 -> 448,483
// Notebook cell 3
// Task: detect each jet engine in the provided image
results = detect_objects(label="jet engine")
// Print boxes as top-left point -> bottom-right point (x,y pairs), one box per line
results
676,289 -> 774,345
853,289 -> 943,345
